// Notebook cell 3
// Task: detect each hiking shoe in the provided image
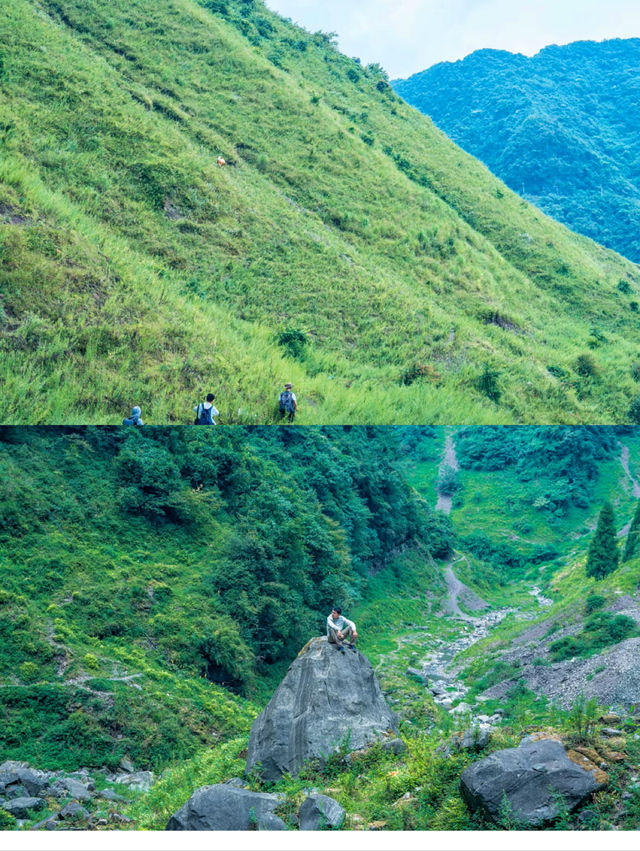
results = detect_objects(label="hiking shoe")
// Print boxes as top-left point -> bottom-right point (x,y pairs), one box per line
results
339,646 -> 346,654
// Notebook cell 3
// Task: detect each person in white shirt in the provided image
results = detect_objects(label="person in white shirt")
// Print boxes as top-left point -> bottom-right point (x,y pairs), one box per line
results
326,607 -> 358,654
194,393 -> 219,425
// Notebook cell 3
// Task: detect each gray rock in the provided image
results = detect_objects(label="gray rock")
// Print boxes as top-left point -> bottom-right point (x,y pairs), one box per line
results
460,739 -> 606,826
381,738 -> 406,756
31,815 -> 60,831
119,757 -> 135,773
405,667 -> 427,683
60,778 -> 91,801
99,788 -> 128,803
47,780 -> 69,799
114,770 -> 153,791
16,769 -> 50,797
222,777 -> 248,789
166,785 -> 287,831
601,728 -> 624,737
517,637 -> 640,710
246,637 -> 398,781
6,785 -> 27,800
2,797 -> 46,819
299,794 -> 345,830
59,802 -> 89,820
460,726 -> 490,751
0,761 -> 28,774
109,813 -> 133,824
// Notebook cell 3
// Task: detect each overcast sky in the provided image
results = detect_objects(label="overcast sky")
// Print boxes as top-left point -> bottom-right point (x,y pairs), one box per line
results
265,0 -> 640,78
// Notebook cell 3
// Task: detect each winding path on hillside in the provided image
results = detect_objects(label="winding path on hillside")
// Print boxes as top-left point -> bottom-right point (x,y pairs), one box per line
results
617,443 -> 640,538
435,432 -> 482,621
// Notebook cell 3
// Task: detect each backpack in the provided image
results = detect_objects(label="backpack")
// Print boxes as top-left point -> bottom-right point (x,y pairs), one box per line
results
279,390 -> 295,414
194,403 -> 214,425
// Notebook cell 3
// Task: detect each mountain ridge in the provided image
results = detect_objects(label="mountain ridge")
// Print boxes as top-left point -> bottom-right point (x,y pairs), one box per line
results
394,37 -> 640,264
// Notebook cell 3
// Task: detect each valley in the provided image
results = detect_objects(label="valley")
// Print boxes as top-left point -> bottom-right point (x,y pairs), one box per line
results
1,426 -> 640,830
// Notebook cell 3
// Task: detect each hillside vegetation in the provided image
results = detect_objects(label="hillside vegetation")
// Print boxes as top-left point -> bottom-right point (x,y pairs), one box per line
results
394,39 -> 640,263
0,425 -> 450,770
2,2 -> 640,423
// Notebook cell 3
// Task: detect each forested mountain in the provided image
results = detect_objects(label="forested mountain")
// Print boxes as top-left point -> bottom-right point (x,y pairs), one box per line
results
3,3 -> 640,424
394,39 -> 640,263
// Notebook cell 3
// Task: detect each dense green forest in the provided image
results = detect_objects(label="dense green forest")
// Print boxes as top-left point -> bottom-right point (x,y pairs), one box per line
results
394,39 -> 640,263
0,425 -> 451,769
3,2 -> 640,424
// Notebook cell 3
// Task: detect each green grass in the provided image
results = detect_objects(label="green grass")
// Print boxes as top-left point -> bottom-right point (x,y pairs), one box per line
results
2,0 -> 640,423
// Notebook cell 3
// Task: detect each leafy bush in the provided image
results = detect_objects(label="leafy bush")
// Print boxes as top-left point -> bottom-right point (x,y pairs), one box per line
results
18,661 -> 40,682
0,809 -> 16,829
565,692 -> 599,743
475,364 -> 501,404
584,593 -> 605,615
116,439 -> 190,522
574,353 -> 598,377
629,396 -> 640,424
549,612 -> 638,661
437,465 -> 460,496
277,327 -> 308,360
401,363 -> 440,386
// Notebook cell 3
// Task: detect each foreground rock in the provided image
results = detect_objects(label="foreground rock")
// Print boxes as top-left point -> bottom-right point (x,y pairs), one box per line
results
246,637 -> 398,781
298,794 -> 345,831
166,785 -> 287,831
460,738 -> 607,826
3,797 -> 45,819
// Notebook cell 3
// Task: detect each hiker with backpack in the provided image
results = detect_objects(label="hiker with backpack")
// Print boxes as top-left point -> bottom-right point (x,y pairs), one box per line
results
327,607 -> 358,654
278,383 -> 297,423
122,406 -> 144,426
194,393 -> 219,425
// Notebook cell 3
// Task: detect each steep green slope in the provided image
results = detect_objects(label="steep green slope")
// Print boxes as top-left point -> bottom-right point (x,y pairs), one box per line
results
2,2 -> 640,423
394,39 -> 640,263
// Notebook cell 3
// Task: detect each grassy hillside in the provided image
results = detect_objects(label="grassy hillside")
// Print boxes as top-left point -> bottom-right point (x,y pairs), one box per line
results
2,2 -> 640,424
394,39 -> 640,263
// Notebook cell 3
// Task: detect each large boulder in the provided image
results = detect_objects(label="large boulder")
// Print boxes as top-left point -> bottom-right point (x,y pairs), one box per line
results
0,766 -> 50,798
298,794 -> 345,830
166,785 -> 287,831
460,738 -> 607,826
2,797 -> 45,819
246,637 -> 398,781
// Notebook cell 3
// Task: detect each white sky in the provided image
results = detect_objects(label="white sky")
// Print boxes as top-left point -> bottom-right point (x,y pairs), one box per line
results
265,0 -> 640,78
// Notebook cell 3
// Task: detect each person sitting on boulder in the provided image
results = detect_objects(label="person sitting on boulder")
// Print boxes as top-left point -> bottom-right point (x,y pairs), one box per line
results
327,607 -> 358,654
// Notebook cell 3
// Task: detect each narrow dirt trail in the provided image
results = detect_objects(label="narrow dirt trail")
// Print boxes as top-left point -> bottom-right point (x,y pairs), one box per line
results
620,443 -> 640,498
435,432 -> 479,621
435,432 -> 459,514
